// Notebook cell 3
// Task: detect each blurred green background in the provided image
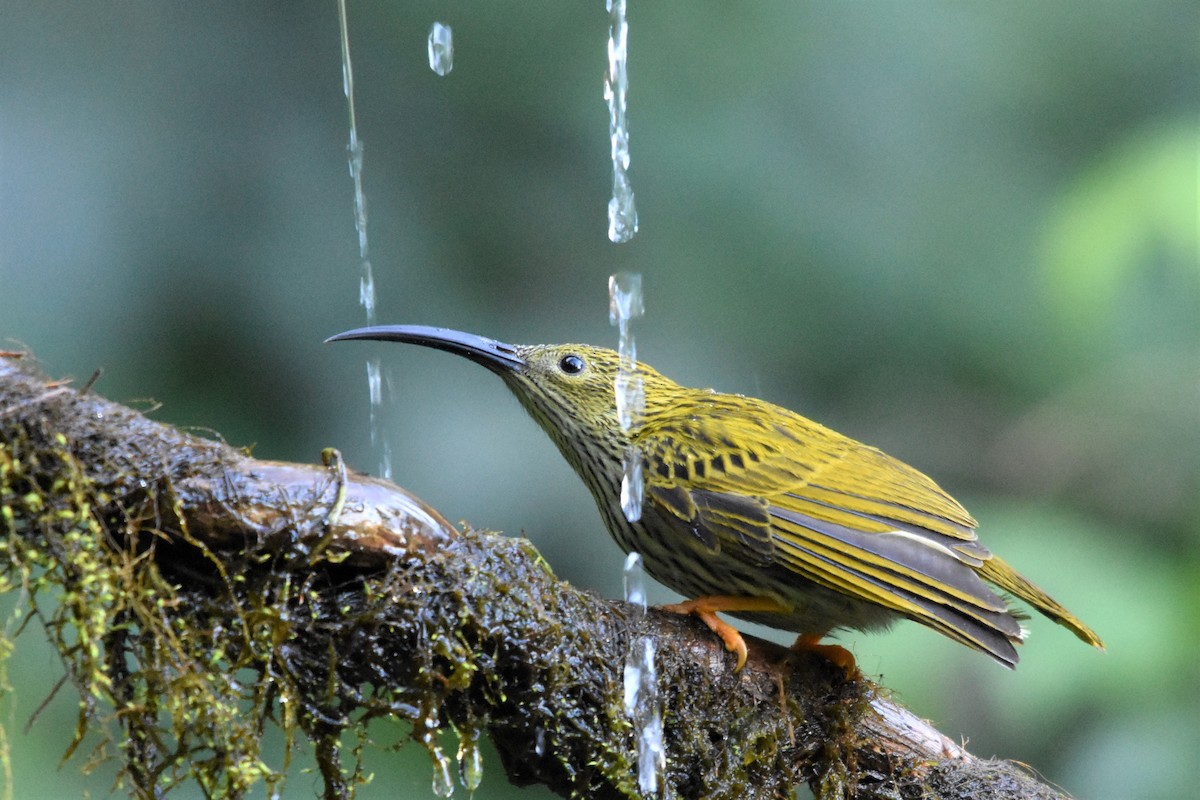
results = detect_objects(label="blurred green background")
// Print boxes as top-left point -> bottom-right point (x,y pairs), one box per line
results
2,2 -> 1197,798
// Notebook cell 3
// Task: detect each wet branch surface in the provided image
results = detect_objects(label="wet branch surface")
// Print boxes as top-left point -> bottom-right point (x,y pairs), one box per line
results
0,354 -> 1071,800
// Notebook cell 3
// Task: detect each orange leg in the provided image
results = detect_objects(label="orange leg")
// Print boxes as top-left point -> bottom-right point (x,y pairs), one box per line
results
790,633 -> 859,675
660,595 -> 791,672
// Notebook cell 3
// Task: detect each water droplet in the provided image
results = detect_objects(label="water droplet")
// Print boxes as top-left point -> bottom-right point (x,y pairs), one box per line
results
623,552 -> 646,610
457,728 -> 483,792
604,0 -> 637,242
431,745 -> 455,797
428,22 -> 454,76
534,727 -> 546,756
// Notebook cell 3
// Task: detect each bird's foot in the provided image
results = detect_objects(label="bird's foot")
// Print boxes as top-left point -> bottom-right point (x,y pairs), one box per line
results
790,633 -> 860,677
661,595 -> 791,672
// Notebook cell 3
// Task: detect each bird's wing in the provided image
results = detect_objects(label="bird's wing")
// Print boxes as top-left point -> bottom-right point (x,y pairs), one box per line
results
636,393 -> 980,542
636,394 -> 1024,664
645,482 -> 776,565
764,497 -> 1023,663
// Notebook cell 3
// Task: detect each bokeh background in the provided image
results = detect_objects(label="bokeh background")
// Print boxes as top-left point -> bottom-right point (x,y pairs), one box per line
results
2,2 -> 1197,798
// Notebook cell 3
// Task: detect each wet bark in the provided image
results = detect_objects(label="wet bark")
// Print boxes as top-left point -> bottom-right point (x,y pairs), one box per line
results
0,353 -> 1070,800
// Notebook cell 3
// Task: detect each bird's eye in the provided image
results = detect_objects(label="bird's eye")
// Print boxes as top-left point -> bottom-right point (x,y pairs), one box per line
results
559,354 -> 586,375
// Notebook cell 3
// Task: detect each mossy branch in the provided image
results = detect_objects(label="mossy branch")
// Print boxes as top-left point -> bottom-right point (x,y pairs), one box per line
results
0,353 -> 1071,800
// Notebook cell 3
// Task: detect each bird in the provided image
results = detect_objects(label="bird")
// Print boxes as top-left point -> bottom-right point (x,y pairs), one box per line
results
327,324 -> 1104,671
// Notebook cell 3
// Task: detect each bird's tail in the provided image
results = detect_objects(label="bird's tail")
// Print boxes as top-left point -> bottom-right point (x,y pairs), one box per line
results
978,555 -> 1105,650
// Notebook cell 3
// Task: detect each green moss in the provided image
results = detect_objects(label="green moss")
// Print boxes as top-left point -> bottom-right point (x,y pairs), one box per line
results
1,429 -> 283,796
0,410 -> 642,798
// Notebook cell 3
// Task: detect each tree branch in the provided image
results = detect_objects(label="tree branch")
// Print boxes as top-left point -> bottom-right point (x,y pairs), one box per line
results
0,353 -> 1071,799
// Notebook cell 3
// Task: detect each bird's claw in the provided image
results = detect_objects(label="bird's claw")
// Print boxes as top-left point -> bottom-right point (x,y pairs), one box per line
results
662,595 -> 791,672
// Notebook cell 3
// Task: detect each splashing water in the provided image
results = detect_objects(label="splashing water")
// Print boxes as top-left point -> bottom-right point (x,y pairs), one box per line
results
604,0 -> 638,242
428,22 -> 454,76
623,638 -> 665,795
623,551 -> 646,611
337,0 -> 393,480
609,273 -> 645,521
622,636 -> 648,717
621,552 -> 666,795
637,694 -> 666,796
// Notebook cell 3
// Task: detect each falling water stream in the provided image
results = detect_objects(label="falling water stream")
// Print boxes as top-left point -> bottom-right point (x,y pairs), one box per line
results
605,0 -> 638,242
609,272 -> 645,522
336,0 -> 393,481
611,274 -> 663,793
609,272 -> 648,527
612,271 -> 665,796
336,0 -> 372,317
337,3 -> 659,793
607,2 -> 662,789
337,6 -> 471,795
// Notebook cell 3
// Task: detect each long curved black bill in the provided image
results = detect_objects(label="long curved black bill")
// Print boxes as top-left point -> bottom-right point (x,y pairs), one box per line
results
325,324 -> 525,373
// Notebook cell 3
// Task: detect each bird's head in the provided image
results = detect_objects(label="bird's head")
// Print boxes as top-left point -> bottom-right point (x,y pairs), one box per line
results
326,325 -> 672,456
